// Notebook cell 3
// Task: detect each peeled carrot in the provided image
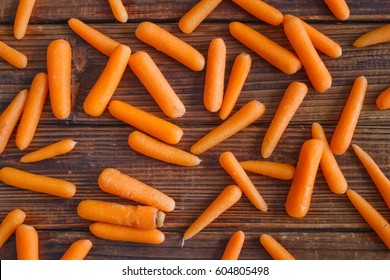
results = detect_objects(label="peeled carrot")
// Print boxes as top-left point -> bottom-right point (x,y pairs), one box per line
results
20,139 -> 77,163
135,21 -> 205,71
98,168 -> 175,212
0,167 -> 76,198
219,53 -> 252,120
239,160 -> 295,180
219,152 -> 268,212
260,234 -> 295,260
108,0 -> 128,23
353,24 -> 390,48
261,82 -> 308,158
285,139 -> 324,218
0,40 -> 28,68
229,22 -> 302,75
14,0 -> 36,40
376,87 -> 390,110
232,0 -> 283,26
324,0 -> 350,21
83,44 -> 131,117
128,51 -> 186,118
221,230 -> 245,260
16,224 -> 39,260
330,76 -> 367,155
0,209 -> 26,248
60,239 -> 92,260
191,100 -> 265,155
129,131 -> 201,167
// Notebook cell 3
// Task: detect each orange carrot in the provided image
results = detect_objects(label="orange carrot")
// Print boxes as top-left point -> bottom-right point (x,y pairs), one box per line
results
14,0 -> 36,40
219,152 -> 268,212
135,22 -> 205,71
260,234 -> 295,260
330,76 -> 367,155
108,0 -> 128,23
324,0 -> 350,21
229,22 -> 302,75
128,51 -> 186,118
285,139 -> 324,218
312,123 -> 348,194
0,40 -> 28,68
261,82 -> 308,158
60,239 -> 92,260
353,24 -> 390,48
128,131 -> 201,167
232,0 -> 283,26
219,53 -> 252,120
221,230 -> 245,260
376,87 -> 390,110
83,44 -> 131,117
0,167 -> 76,198
346,189 -> 390,249
98,168 -> 175,212
16,224 -> 39,260
0,209 -> 26,248
191,100 -> 265,155
15,72 -> 48,150
239,160 -> 295,180
20,139 -> 77,163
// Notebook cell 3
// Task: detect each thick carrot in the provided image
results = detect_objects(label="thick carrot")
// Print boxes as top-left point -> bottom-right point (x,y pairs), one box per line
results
376,87 -> 390,110
232,0 -> 283,26
353,24 -> 390,48
0,209 -> 26,248
239,160 -> 295,180
98,168 -> 175,212
221,230 -> 245,260
219,53 -> 252,120
108,0 -> 128,23
229,22 -> 302,75
285,139 -> 324,218
311,123 -> 348,194
128,131 -> 201,167
135,22 -> 205,71
83,44 -> 131,117
324,0 -> 350,21
260,234 -> 295,260
128,51 -> 186,118
16,224 -> 39,260
261,82 -> 308,158
330,76 -> 367,155
20,139 -> 77,163
191,100 -> 265,155
14,0 -> 36,40
0,40 -> 28,68
0,167 -> 76,198
219,152 -> 268,212
60,239 -> 92,260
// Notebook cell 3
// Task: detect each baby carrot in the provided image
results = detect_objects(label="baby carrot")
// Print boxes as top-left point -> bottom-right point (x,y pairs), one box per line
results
239,160 -> 295,180
324,0 -> 350,21
191,100 -> 265,155
261,82 -> 308,158
330,76 -> 367,155
0,40 -> 28,68
135,22 -> 205,71
20,139 -> 77,163
0,167 -> 76,198
98,168 -> 175,212
128,131 -> 201,167
14,0 -> 36,40
60,239 -> 93,260
376,87 -> 390,110
16,224 -> 39,260
260,234 -> 295,260
219,53 -> 252,120
229,22 -> 302,75
83,44 -> 131,117
108,0 -> 128,23
285,139 -> 324,218
220,152 -> 268,212
128,51 -> 186,119
221,230 -> 245,260
0,209 -> 26,248
232,0 -> 283,26
353,24 -> 390,48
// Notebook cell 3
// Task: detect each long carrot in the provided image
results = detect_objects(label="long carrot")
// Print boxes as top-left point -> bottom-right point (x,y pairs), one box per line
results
135,22 -> 205,71
0,40 -> 28,68
60,239 -> 92,260
261,82 -> 308,158
219,152 -> 268,212
229,22 -> 302,75
260,234 -> 295,260
0,209 -> 26,248
232,0 -> 283,26
219,52 -> 252,120
20,139 -> 77,163
221,230 -> 245,260
16,224 -> 39,260
98,168 -> 175,212
353,24 -> 390,48
324,0 -> 350,21
14,0 -> 36,40
129,131 -> 201,167
376,87 -> 390,110
83,44 -> 131,117
0,167 -> 76,198
128,51 -> 186,119
330,76 -> 367,155
285,139 -> 324,218
239,160 -> 295,180
108,0 -> 128,23
191,100 -> 265,155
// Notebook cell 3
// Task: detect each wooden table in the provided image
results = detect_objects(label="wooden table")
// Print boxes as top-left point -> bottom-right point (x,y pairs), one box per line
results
1,0 -> 390,260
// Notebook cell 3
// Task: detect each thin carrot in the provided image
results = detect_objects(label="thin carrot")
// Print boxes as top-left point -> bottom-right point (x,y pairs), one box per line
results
219,152 -> 268,212
14,0 -> 36,40
83,44 -> 131,117
0,167 -> 76,198
60,239 -> 92,260
108,0 -> 128,23
191,100 -> 265,155
260,234 -> 295,260
16,224 -> 39,260
128,131 -> 201,167
376,87 -> 390,110
232,0 -> 283,26
0,209 -> 26,248
0,40 -> 28,68
135,21 -> 205,71
239,160 -> 295,180
261,82 -> 308,158
221,230 -> 245,260
285,139 -> 324,218
98,168 -> 175,212
128,51 -> 186,118
229,22 -> 302,75
20,139 -> 77,163
330,76 -> 367,155
219,52 -> 252,120
324,0 -> 350,21
353,24 -> 390,48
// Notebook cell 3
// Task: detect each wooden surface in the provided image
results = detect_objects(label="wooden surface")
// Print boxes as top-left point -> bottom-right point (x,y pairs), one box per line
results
0,0 -> 390,260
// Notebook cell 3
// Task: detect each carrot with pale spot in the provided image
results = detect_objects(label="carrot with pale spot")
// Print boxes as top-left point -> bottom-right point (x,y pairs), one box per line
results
376,87 -> 390,110
20,139 -> 77,163
16,224 -> 39,260
60,239 -> 92,260
0,40 -> 28,68
221,231 -> 245,260
260,234 -> 295,260
108,0 -> 128,23
354,24 -> 390,48
0,209 -> 26,248
239,160 -> 295,180
232,0 -> 283,26
324,0 -> 350,21
14,0 -> 36,40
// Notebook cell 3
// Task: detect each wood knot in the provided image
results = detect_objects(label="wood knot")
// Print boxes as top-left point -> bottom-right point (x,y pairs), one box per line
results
73,46 -> 87,72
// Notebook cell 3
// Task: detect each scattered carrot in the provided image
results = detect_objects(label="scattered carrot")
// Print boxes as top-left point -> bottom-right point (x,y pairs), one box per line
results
60,239 -> 93,260
221,230 -> 245,260
239,160 -> 295,180
14,0 -> 36,40
330,76 -> 367,155
353,24 -> 390,48
128,51 -> 186,118
108,0 -> 128,23
135,21 -> 205,71
0,209 -> 26,248
0,40 -> 28,68
229,22 -> 302,75
20,139 -> 77,163
260,234 -> 295,260
232,0 -> 283,26
324,0 -> 350,21
376,87 -> 390,110
16,224 -> 39,260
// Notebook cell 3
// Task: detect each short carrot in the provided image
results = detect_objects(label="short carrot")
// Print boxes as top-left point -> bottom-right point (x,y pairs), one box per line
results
128,51 -> 186,119
261,82 -> 308,158
20,139 -> 77,163
285,139 -> 324,218
128,131 -> 201,167
232,0 -> 283,26
60,239 -> 92,260
16,224 -> 39,260
191,100 -> 265,155
0,209 -> 26,248
219,152 -> 268,212
376,87 -> 390,110
324,0 -> 350,21
108,0 -> 128,23
330,76 -> 367,155
98,168 -> 175,212
0,40 -> 28,68
135,22 -> 205,71
14,0 -> 36,40
83,44 -> 131,117
229,22 -> 302,75
353,24 -> 390,48
239,160 -> 295,180
260,234 -> 295,260
221,230 -> 245,260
